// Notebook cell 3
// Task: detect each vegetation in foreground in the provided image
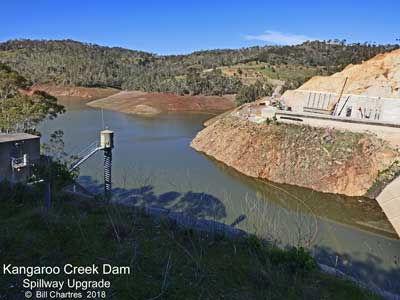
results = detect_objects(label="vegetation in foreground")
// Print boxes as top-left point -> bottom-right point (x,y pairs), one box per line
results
0,183 -> 380,300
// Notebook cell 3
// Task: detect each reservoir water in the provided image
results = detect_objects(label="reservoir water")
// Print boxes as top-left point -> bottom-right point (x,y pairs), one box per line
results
39,98 -> 400,294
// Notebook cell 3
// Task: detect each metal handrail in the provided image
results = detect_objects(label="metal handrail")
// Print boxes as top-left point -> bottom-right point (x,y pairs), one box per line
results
69,142 -> 101,171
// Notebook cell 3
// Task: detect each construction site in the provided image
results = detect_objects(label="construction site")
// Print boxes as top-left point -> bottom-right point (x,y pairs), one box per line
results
228,48 -> 400,238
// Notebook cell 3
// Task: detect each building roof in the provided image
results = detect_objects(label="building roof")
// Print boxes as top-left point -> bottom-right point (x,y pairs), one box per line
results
0,133 -> 40,143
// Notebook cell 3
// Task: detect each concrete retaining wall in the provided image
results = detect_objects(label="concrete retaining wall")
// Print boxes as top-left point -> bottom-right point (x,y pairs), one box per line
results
272,111 -> 400,148
376,176 -> 400,239
281,90 -> 400,124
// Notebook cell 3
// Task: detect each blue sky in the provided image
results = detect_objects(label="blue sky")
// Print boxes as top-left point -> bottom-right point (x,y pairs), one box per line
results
1,0 -> 399,54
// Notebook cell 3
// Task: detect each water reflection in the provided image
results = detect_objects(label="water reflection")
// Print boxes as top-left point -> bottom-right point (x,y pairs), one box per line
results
79,175 -> 227,220
212,158 -> 397,239
39,98 -> 400,294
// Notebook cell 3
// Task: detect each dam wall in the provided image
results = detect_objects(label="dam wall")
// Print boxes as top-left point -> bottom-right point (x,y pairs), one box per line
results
377,176 -> 400,238
281,90 -> 400,124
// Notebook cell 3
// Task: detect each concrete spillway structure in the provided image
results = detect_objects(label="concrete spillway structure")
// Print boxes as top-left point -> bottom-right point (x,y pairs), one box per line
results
281,90 -> 400,124
377,176 -> 400,238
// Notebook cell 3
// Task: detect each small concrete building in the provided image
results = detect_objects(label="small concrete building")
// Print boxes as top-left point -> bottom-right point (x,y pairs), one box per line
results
0,133 -> 40,183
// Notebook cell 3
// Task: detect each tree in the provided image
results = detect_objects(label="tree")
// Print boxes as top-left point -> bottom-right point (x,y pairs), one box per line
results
0,65 -> 64,133
235,81 -> 273,106
33,130 -> 78,191
0,63 -> 28,100
0,39 -> 396,96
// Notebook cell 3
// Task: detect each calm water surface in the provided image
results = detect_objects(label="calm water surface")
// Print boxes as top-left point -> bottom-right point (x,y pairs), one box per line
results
39,98 -> 400,293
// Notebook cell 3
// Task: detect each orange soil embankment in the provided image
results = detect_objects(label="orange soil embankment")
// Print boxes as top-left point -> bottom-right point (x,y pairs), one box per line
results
191,114 -> 400,197
87,91 -> 236,116
292,48 -> 400,97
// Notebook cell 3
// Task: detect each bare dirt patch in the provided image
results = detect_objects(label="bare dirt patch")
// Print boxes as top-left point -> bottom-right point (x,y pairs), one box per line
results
295,49 -> 400,97
87,91 -> 236,116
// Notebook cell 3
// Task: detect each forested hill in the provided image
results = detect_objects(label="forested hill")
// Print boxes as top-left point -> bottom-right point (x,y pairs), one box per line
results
0,39 -> 398,96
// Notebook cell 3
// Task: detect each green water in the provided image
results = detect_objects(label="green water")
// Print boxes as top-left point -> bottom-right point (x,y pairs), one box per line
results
39,98 -> 400,294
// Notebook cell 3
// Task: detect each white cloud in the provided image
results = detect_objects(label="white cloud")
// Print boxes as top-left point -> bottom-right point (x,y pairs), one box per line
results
245,30 -> 318,45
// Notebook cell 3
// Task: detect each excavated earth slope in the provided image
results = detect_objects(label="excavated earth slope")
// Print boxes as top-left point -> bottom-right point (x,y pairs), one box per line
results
289,49 -> 400,97
191,115 -> 400,197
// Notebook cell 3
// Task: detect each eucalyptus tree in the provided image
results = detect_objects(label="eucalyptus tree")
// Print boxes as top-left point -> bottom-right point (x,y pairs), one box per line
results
0,63 -> 64,133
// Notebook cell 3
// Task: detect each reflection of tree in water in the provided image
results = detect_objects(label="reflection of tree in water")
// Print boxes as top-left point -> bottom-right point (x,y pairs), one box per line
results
212,158 -> 396,237
77,176 -> 400,294
171,191 -> 226,219
78,176 -> 226,220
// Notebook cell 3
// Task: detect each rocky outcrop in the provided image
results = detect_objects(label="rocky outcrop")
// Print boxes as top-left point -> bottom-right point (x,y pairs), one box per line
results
191,115 -> 400,197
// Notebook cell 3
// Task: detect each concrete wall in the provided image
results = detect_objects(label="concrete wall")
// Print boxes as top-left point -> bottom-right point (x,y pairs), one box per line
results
281,90 -> 308,112
305,91 -> 336,112
376,176 -> 400,238
282,90 -> 400,124
274,111 -> 400,148
334,95 -> 381,119
282,90 -> 339,113
0,137 -> 40,182
334,94 -> 400,123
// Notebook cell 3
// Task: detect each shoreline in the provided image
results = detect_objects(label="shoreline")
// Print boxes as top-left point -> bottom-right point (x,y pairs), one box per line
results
30,83 -> 120,101
86,90 -> 236,116
191,114 -> 400,198
27,83 -> 236,116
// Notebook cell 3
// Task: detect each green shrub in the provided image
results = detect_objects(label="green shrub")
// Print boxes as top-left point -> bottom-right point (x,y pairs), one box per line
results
248,235 -> 318,275
235,81 -> 273,106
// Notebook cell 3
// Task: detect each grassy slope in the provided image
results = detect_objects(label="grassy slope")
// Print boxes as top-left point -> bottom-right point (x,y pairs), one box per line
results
0,190 -> 380,300
218,61 -> 328,86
